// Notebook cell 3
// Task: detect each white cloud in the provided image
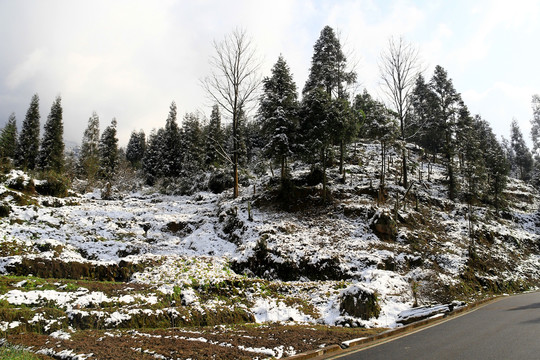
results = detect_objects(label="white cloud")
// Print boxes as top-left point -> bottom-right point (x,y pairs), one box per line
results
453,0 -> 540,70
0,0 -> 538,147
462,81 -> 537,144
6,49 -> 45,89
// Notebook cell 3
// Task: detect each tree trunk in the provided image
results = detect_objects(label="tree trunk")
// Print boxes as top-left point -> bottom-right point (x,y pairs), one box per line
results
323,148 -> 327,203
233,111 -> 239,198
233,156 -> 239,198
402,148 -> 408,188
339,139 -> 344,178
281,156 -> 285,182
381,142 -> 386,188
448,156 -> 455,201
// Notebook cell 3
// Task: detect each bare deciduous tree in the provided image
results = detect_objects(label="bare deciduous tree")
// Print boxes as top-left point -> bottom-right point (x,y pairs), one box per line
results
379,36 -> 420,188
202,28 -> 261,198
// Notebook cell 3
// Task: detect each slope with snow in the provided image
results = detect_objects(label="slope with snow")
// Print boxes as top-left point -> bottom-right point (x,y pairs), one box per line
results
0,142 -> 539,348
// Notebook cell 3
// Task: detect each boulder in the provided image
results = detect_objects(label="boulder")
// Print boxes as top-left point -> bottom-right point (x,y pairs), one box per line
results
339,285 -> 380,320
371,211 -> 397,241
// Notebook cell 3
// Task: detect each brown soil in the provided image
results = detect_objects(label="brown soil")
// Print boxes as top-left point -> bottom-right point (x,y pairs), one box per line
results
7,324 -> 385,359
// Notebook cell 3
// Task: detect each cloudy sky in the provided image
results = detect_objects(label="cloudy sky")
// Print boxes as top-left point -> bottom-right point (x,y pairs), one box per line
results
0,0 -> 538,146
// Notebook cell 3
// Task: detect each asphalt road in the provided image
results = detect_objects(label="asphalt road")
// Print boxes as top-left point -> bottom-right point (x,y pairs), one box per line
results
331,291 -> 540,360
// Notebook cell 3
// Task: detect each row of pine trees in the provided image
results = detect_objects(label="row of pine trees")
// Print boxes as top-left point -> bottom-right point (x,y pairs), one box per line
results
0,95 -> 65,173
1,26 -> 539,208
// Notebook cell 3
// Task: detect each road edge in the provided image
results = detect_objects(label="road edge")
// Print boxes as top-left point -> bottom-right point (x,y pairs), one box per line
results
287,296 -> 499,360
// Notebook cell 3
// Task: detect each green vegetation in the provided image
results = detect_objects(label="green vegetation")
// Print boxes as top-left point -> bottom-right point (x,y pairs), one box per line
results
0,343 -> 40,360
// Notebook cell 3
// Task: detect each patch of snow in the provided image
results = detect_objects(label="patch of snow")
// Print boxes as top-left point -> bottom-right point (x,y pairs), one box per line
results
50,330 -> 72,340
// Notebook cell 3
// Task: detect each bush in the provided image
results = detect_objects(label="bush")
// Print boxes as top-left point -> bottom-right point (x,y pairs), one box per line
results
0,342 -> 40,359
0,202 -> 11,217
35,172 -> 71,198
208,171 -> 234,194
6,177 -> 35,194
305,167 -> 324,186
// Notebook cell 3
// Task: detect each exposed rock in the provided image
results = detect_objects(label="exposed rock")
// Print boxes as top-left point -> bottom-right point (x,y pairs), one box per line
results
164,221 -> 193,236
339,285 -> 380,320
370,211 -> 397,241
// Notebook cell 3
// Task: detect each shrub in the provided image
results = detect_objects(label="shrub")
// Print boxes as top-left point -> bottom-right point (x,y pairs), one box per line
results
35,172 -> 70,198
208,171 -> 234,194
6,177 -> 35,194
0,202 -> 11,217
0,342 -> 40,359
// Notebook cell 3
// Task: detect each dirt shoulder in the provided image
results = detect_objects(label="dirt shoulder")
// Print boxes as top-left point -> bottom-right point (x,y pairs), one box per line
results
7,324 -> 385,359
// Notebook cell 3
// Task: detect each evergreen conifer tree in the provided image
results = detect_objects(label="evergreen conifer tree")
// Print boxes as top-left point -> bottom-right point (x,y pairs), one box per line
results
17,94 -> 40,170
501,137 -> 515,173
99,118 -> 119,181
38,96 -> 64,173
409,74 -> 438,155
303,26 -> 356,97
477,119 -> 508,212
224,110 -> 249,168
182,113 -> 204,174
204,105 -> 224,167
143,128 -> 165,185
461,113 -> 486,204
244,119 -> 263,166
303,26 -> 357,178
126,130 -> 146,169
258,55 -> 299,181
162,102 -> 182,177
354,90 -> 398,187
530,95 -> 540,186
0,113 -> 18,161
300,87 -> 333,200
430,65 -> 460,200
510,119 -> 533,181
79,112 -> 100,183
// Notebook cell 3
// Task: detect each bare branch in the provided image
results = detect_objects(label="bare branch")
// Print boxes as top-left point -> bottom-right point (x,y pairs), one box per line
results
379,36 -> 421,139
378,36 -> 421,188
200,28 -> 262,197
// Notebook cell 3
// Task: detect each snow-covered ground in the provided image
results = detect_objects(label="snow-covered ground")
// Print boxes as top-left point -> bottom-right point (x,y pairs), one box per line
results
1,142 -> 539,340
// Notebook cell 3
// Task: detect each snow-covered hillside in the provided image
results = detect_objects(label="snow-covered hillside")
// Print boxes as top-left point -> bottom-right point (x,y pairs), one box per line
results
0,142 -> 540,358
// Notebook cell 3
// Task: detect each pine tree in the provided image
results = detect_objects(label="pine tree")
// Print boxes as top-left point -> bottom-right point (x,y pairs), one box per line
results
38,96 -> 64,173
236,110 -> 250,178
300,87 -> 333,200
303,26 -> 356,98
354,90 -> 396,140
143,128 -> 165,185
303,26 -> 357,178
162,102 -> 182,177
409,74 -> 438,155
461,113 -> 486,204
182,112 -> 204,174
204,105 -> 224,167
99,118 -> 119,181
258,55 -> 299,181
126,130 -> 146,169
0,113 -> 18,161
530,95 -> 540,186
79,112 -> 100,183
510,118 -> 533,181
17,94 -> 40,170
354,90 -> 398,187
430,65 -> 461,200
477,120 -> 508,212
501,136 -> 515,176
244,119 -> 263,166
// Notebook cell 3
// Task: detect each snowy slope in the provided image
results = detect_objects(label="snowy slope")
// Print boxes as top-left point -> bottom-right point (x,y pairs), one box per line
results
0,142 -> 539,335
